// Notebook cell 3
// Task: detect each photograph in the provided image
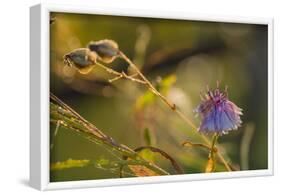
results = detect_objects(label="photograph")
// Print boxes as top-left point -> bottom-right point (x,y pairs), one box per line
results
49,12 -> 268,182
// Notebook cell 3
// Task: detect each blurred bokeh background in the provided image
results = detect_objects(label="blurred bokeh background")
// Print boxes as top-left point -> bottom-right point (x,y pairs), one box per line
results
50,12 -> 268,182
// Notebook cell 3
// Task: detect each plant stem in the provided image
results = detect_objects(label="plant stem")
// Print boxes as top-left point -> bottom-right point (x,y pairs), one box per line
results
50,94 -> 169,176
207,133 -> 219,172
118,51 -> 232,172
133,146 -> 184,174
182,140 -> 215,151
210,133 -> 219,159
119,51 -> 176,110
95,62 -> 146,84
205,133 -> 219,172
50,120 -> 61,150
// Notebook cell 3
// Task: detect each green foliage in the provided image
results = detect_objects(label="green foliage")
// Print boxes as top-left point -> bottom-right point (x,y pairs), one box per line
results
51,13 -> 269,180
135,74 -> 177,110
135,90 -> 155,110
50,93 -> 170,177
137,148 -> 155,162
159,74 -> 177,95
51,159 -> 90,171
133,146 -> 184,174
143,128 -> 153,146
96,158 -> 110,166
205,157 -> 215,173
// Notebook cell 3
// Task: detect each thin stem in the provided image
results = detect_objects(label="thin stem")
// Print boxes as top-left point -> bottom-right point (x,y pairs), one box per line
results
95,62 -> 146,84
119,51 -> 176,110
182,140 -> 216,152
217,150 -> 232,171
118,51 -> 232,172
205,133 -> 219,172
210,133 -> 219,159
50,120 -> 61,150
50,93 -> 108,140
133,146 -> 184,174
175,109 -> 199,131
109,73 -> 139,83
119,160 -> 168,176
50,94 -> 169,176
109,74 -> 122,83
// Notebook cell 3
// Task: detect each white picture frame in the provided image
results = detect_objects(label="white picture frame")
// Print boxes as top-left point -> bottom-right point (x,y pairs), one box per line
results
30,3 -> 274,191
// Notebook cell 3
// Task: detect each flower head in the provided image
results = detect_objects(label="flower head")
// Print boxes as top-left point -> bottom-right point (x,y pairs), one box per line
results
195,83 -> 242,135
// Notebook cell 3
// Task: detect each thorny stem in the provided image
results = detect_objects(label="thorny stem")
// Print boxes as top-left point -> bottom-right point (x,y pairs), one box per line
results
118,51 -> 232,172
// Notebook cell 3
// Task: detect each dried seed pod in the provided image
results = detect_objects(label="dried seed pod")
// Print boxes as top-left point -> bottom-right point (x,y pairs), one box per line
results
88,39 -> 119,63
63,48 -> 97,74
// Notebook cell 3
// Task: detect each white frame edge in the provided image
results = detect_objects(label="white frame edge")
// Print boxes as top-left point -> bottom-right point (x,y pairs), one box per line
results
30,4 -> 41,190
30,3 -> 274,191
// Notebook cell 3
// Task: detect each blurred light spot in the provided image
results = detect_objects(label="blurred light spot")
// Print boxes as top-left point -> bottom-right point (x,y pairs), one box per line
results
102,86 -> 114,97
219,23 -> 253,50
135,24 -> 151,54
62,65 -> 76,77
219,23 -> 251,37
176,55 -> 222,94
167,87 -> 192,112
62,65 -> 76,83
67,36 -> 82,50
240,122 -> 255,170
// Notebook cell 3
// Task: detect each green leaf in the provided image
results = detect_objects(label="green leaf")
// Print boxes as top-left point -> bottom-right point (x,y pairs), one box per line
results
50,159 -> 90,171
159,74 -> 177,95
50,93 -> 169,176
135,91 -> 156,110
128,164 -> 159,177
205,157 -> 215,173
143,128 -> 153,146
96,158 -> 110,166
138,149 -> 155,162
135,74 -> 176,111
95,158 -> 120,170
133,146 -> 184,174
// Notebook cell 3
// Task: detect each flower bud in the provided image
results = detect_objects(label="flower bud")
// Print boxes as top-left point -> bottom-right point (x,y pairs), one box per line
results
88,39 -> 119,63
63,48 -> 97,74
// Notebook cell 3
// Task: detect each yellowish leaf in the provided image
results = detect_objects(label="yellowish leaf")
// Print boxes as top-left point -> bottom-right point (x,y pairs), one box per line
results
134,74 -> 177,111
51,159 -> 90,171
138,148 -> 155,162
128,165 -> 159,176
135,91 -> 155,110
205,157 -> 215,173
160,74 -> 177,95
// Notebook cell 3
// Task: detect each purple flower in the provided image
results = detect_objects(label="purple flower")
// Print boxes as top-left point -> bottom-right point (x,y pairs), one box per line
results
195,84 -> 242,135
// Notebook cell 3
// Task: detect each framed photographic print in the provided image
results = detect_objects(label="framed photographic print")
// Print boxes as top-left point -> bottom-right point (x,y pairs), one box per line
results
30,3 -> 274,190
